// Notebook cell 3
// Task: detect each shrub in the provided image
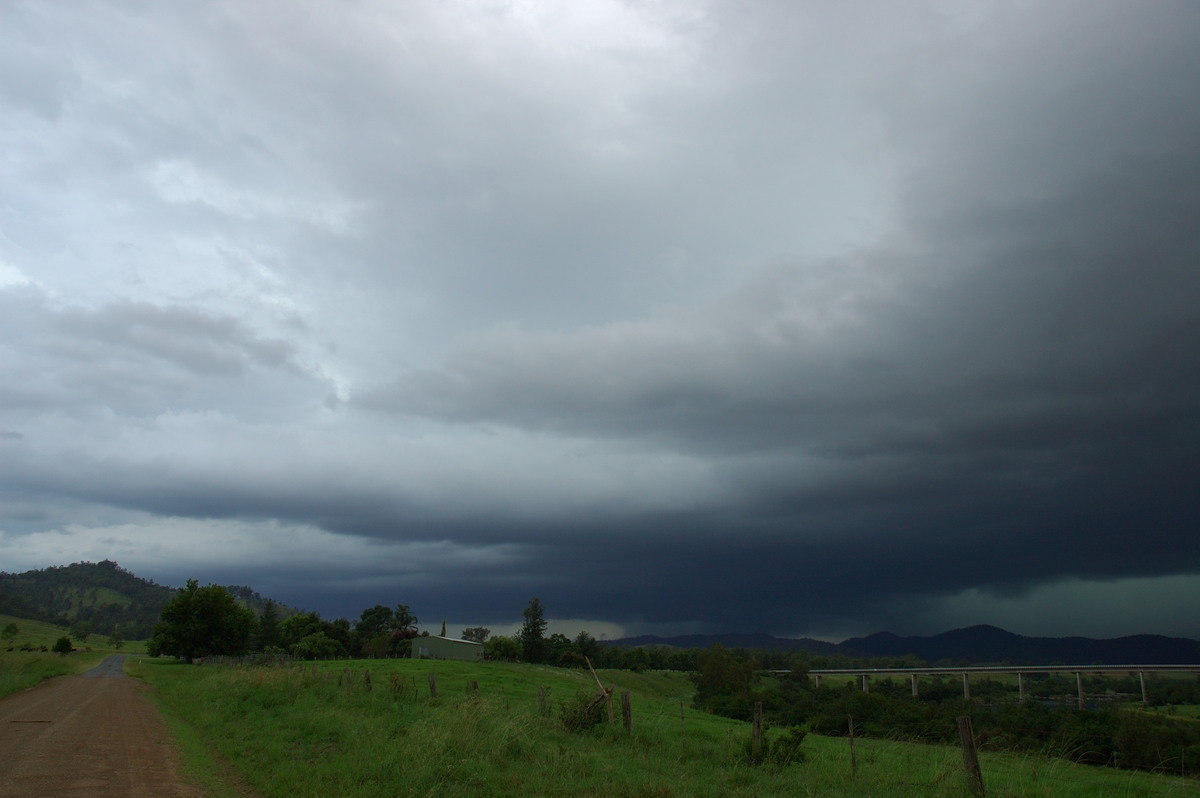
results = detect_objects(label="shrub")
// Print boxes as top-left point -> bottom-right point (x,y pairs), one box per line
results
741,727 -> 807,766
558,690 -> 607,732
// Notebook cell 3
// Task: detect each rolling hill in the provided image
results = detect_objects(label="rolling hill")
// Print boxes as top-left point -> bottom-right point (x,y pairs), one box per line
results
0,560 -> 298,641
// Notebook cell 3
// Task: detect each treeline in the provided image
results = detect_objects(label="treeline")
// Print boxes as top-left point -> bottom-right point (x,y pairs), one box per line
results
689,645 -> 1200,777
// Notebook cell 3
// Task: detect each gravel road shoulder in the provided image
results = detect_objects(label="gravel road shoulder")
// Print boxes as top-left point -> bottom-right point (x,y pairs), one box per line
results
0,654 -> 203,797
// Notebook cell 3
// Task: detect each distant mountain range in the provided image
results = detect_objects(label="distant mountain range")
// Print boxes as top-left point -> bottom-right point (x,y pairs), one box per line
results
604,625 -> 1200,665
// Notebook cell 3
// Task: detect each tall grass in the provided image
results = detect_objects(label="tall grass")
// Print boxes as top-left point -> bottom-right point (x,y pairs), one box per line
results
0,650 -> 109,698
129,658 -> 1197,798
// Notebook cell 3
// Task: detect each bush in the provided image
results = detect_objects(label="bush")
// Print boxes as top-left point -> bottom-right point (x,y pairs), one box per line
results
741,727 -> 807,766
558,690 -> 607,732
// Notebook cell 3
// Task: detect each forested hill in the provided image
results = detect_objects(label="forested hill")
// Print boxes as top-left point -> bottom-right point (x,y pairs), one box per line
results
0,560 -> 296,641
0,560 -> 174,640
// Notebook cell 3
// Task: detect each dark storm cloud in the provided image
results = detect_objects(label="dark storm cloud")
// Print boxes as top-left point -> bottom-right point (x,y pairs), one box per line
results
349,1 -> 1200,635
3,1 -> 1199,640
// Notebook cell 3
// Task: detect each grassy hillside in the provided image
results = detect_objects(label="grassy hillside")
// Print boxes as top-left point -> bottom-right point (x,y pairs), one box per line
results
129,658 -> 1197,797
1,613 -> 73,650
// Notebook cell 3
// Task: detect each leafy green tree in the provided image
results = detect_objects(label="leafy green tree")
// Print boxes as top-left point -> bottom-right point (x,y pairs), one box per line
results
255,599 -> 281,651
147,580 -> 254,663
107,632 -> 124,650
692,644 -> 760,710
356,604 -> 396,638
69,620 -> 93,643
394,604 -> 419,635
519,597 -> 548,663
1,622 -> 18,645
461,626 -> 490,644
52,636 -> 73,655
574,631 -> 600,663
278,611 -> 325,648
484,635 -> 521,661
546,632 -> 573,663
291,631 -> 346,660
352,603 -> 419,658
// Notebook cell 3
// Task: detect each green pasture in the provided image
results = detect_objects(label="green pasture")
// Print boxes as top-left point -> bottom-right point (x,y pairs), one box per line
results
0,612 -> 147,653
1,613 -> 74,650
128,657 -> 1198,798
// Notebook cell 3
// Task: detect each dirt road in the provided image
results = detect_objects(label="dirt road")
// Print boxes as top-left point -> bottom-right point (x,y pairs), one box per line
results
0,655 -> 202,797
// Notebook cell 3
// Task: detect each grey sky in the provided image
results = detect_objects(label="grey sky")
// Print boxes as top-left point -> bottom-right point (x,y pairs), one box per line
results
3,0 -> 1198,642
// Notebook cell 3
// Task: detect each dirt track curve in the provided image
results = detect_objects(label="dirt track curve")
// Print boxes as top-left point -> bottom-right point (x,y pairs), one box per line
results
0,655 -> 202,797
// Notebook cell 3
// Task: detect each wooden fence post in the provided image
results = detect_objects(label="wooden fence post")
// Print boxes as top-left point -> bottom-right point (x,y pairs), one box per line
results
363,670 -> 372,691
848,715 -> 858,778
752,702 -> 763,760
957,716 -> 985,797
622,691 -> 632,734
680,702 -> 685,733
538,685 -> 548,717
427,673 -> 438,698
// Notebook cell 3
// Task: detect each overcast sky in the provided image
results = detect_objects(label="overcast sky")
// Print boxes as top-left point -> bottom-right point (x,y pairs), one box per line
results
3,0 -> 1199,643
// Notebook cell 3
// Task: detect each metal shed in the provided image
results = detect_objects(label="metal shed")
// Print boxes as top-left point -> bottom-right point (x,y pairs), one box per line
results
413,635 -> 484,662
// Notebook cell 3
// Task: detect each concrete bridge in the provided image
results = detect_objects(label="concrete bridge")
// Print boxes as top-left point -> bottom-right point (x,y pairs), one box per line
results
768,664 -> 1200,709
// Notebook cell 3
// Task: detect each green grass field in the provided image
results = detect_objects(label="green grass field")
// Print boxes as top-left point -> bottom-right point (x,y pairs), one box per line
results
127,657 -> 1199,797
1,613 -> 75,650
1,612 -> 147,653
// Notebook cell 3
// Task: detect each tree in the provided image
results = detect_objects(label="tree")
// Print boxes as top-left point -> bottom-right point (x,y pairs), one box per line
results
1,622 -> 18,646
485,635 -> 521,661
147,580 -> 254,663
69,619 -> 93,643
52,636 -> 73,655
692,644 -> 760,710
519,597 -> 548,663
279,612 -> 350,658
107,632 -> 124,650
291,631 -> 346,660
255,599 -> 280,651
574,630 -> 600,662
461,626 -> 490,644
394,604 -> 419,635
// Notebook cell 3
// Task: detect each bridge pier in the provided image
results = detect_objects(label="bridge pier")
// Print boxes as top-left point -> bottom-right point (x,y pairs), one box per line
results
1018,672 -> 1025,703
962,672 -> 970,700
1076,672 -> 1085,709
1139,671 -> 1147,706
911,674 -> 918,697
862,674 -> 869,693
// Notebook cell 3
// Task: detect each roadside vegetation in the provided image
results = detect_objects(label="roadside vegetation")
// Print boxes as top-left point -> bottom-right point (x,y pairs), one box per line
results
129,656 -> 1197,798
0,612 -> 144,698
0,649 -> 108,699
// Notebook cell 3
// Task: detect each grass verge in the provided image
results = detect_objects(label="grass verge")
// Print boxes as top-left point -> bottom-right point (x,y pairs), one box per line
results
129,658 -> 1198,798
0,650 -> 109,698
